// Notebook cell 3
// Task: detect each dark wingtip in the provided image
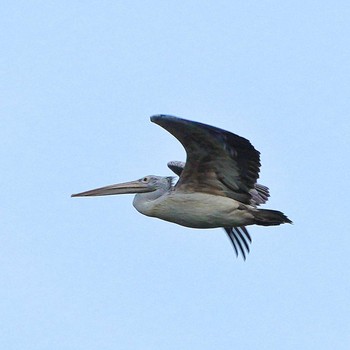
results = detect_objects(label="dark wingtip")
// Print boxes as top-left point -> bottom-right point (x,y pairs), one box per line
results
150,114 -> 161,122
150,114 -> 177,123
224,227 -> 239,258
282,214 -> 293,224
150,115 -> 194,128
224,227 -> 252,261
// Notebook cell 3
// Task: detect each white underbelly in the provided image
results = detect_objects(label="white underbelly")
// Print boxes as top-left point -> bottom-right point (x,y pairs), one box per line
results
141,192 -> 253,228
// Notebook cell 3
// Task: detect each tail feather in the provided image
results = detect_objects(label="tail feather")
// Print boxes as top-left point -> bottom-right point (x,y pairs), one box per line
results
253,209 -> 292,226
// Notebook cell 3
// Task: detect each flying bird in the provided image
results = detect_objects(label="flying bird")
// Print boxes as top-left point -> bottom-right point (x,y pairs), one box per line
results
72,115 -> 292,259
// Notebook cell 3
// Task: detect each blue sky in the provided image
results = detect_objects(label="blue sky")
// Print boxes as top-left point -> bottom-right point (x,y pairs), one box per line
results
1,1 -> 350,349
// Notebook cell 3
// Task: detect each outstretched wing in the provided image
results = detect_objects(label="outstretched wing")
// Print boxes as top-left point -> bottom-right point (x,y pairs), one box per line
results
152,115 -> 261,205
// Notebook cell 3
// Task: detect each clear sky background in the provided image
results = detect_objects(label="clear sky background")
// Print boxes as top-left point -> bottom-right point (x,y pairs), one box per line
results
1,1 -> 350,349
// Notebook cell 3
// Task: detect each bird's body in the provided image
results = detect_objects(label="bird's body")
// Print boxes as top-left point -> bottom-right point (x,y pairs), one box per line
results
72,115 -> 292,259
135,191 -> 246,228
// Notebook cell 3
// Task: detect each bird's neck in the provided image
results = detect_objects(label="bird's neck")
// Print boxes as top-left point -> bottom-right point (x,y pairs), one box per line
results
132,189 -> 168,217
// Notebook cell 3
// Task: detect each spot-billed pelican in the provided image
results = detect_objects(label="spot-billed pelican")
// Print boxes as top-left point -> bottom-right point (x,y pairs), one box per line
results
72,115 -> 292,259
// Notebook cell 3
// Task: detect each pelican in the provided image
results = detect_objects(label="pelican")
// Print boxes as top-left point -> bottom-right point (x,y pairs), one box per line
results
72,115 -> 292,259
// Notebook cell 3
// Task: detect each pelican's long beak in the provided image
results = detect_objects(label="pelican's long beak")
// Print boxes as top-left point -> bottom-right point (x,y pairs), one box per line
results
71,180 -> 151,197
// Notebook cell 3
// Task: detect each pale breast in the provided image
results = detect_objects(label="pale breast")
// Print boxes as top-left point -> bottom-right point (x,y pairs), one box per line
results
149,192 -> 251,228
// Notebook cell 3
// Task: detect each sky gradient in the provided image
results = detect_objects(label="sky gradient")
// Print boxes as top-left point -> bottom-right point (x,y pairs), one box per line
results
1,1 -> 350,349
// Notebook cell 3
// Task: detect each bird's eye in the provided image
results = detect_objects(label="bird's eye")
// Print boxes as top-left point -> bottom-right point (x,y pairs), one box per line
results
142,177 -> 149,183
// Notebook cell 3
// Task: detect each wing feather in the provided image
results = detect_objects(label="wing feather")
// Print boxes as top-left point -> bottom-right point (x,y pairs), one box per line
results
153,115 -> 260,204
